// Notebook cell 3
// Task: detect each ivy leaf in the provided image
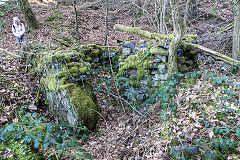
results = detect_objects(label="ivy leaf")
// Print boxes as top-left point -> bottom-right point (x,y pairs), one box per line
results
32,112 -> 38,118
34,139 -> 40,149
27,137 -> 32,143
0,11 -> 4,16
6,125 -> 15,132
236,128 -> 240,138
43,143 -> 49,151
82,152 -> 94,160
56,136 -> 63,144
46,124 -> 53,132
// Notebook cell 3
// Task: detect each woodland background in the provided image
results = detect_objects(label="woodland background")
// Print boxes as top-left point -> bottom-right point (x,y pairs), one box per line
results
0,0 -> 240,159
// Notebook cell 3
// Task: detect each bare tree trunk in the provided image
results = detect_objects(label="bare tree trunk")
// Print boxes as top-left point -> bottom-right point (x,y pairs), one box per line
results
18,0 -> 39,29
160,0 -> 168,34
154,0 -> 167,34
73,0 -> 79,33
232,0 -> 240,60
168,0 -> 183,76
184,0 -> 196,27
104,0 -> 109,46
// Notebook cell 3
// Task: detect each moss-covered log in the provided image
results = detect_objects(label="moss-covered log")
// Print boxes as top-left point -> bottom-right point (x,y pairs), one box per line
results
36,45 -> 120,130
114,24 -> 240,65
114,24 -> 197,41
186,42 -> 240,65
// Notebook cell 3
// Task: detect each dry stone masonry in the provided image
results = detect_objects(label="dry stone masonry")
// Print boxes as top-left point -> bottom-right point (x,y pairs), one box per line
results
35,42 -> 197,130
116,41 -> 198,101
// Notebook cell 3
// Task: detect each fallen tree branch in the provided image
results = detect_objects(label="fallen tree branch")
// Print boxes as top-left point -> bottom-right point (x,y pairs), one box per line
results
52,37 -> 71,48
185,42 -> 240,65
114,24 -> 240,65
0,48 -> 22,58
114,24 -> 197,41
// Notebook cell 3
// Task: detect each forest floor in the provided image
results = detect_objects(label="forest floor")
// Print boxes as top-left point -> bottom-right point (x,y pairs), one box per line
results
0,0 -> 239,159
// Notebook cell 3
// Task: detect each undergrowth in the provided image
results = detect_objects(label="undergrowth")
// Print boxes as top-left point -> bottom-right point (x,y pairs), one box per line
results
0,106 -> 93,160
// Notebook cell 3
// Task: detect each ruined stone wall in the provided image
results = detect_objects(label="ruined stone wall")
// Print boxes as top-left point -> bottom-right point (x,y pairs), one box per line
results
115,41 -> 198,101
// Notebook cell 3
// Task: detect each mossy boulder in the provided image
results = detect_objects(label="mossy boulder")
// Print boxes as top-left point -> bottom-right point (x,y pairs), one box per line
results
36,49 -> 100,130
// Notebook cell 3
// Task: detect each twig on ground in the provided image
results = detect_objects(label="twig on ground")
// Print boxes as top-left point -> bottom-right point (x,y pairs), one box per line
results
0,48 -> 22,58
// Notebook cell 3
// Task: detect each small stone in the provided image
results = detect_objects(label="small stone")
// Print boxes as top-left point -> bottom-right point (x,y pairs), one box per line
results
139,39 -> 145,44
109,52 -> 116,57
151,70 -> 159,75
158,63 -> 166,70
128,70 -> 138,78
160,68 -> 167,74
126,89 -> 138,100
118,58 -> 124,62
28,104 -> 37,111
152,63 -> 158,69
122,48 -> 131,56
155,73 -> 168,81
138,94 -> 145,100
140,80 -> 148,86
156,54 -> 167,63
153,58 -> 161,63
138,87 -> 149,93
93,57 -> 99,63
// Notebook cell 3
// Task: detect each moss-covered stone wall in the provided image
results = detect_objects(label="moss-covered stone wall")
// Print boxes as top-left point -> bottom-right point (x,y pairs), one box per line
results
35,42 -> 197,128
116,40 -> 198,101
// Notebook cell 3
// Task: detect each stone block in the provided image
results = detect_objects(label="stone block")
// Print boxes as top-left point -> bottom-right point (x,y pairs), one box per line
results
122,48 -> 131,56
156,73 -> 168,81
151,70 -> 159,75
156,54 -> 167,63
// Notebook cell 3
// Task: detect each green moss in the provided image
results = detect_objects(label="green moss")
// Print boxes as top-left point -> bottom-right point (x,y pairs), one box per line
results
117,52 -> 152,80
147,79 -> 152,87
59,83 -> 75,90
44,74 -> 60,92
130,80 -> 140,88
156,81 -> 164,87
67,84 -> 100,130
150,47 -> 168,56
37,49 -> 93,92
0,141 -> 44,160
129,75 -> 136,81
183,78 -> 195,88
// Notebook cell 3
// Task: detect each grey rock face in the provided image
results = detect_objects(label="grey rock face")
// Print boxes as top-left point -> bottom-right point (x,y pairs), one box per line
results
128,69 -> 138,78
140,79 -> 148,86
151,70 -> 159,75
153,58 -> 162,63
118,58 -> 124,62
156,54 -> 167,63
158,63 -> 166,70
155,73 -> 168,81
122,48 -> 131,56
139,39 -> 145,44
